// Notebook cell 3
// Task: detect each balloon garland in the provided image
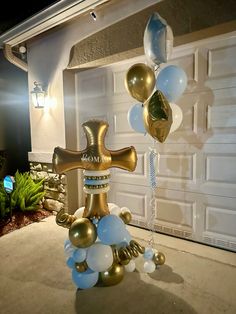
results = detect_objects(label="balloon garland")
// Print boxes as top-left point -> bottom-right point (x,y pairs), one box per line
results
53,119 -> 165,290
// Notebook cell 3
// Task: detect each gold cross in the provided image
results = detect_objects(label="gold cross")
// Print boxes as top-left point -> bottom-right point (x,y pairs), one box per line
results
53,120 -> 137,218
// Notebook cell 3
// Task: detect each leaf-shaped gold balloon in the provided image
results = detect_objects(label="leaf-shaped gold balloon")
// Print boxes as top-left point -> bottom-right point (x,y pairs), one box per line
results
143,90 -> 173,143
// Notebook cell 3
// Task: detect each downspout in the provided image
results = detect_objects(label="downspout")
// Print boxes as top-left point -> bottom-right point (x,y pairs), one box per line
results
3,44 -> 28,72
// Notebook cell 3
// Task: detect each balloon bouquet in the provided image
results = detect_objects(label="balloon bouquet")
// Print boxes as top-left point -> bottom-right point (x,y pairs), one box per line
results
124,12 -> 188,274
126,12 -> 187,141
53,120 -> 165,290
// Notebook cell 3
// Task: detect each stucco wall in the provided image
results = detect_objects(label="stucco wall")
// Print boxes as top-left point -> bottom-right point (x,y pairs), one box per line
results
68,0 -> 236,69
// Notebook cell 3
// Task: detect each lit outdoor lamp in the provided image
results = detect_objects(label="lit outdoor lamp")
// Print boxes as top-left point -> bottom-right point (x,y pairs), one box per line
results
31,81 -> 46,108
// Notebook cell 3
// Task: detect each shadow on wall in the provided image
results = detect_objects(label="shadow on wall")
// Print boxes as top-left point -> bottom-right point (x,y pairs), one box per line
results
0,50 -> 31,175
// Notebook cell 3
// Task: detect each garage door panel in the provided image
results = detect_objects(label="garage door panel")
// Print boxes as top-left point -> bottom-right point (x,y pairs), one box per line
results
202,146 -> 236,197
205,155 -> 236,184
109,144 -> 149,186
109,182 -> 150,224
205,206 -> 236,238
154,188 -> 198,239
203,195 -> 236,251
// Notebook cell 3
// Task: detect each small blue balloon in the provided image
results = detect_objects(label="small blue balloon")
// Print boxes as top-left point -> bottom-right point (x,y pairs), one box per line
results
72,248 -> 87,263
144,247 -> 154,260
64,240 -> 76,257
116,229 -> 132,249
156,65 -> 187,102
72,268 -> 98,289
66,257 -> 75,268
122,229 -> 132,244
127,104 -> 146,134
97,214 -> 126,245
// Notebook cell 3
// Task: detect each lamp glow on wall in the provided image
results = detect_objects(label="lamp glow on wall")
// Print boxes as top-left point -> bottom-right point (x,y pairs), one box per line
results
31,81 -> 47,108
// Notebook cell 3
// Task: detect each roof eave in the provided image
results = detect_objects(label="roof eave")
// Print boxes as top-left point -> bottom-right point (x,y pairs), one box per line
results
0,0 -> 109,47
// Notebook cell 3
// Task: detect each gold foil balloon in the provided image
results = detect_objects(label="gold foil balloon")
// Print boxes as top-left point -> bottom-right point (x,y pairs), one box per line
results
99,263 -> 124,286
153,251 -> 166,265
119,211 -> 132,224
143,90 -> 173,143
69,218 -> 97,248
53,120 -> 137,173
53,120 -> 137,218
125,63 -> 155,103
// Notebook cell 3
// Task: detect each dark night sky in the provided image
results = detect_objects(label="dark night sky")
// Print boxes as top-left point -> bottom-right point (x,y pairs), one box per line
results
0,0 -> 58,35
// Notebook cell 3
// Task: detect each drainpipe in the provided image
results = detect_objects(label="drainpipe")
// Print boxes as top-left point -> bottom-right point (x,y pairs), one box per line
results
3,44 -> 28,72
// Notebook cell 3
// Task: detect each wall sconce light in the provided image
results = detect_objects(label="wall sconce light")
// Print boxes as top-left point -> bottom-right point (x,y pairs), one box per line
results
31,81 -> 47,108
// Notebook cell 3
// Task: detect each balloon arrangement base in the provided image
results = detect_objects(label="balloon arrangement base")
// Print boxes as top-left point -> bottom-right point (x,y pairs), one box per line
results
53,119 -> 165,290
62,203 -> 166,290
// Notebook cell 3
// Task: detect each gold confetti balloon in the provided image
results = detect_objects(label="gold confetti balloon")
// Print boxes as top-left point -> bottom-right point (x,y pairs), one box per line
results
99,263 -> 124,286
69,218 -> 97,248
153,251 -> 166,265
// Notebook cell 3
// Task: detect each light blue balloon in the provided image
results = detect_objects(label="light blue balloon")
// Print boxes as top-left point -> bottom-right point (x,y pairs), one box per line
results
72,268 -> 98,289
122,229 -> 132,244
97,214 -> 126,245
66,257 -> 75,268
156,65 -> 187,102
127,104 -> 146,134
64,239 -> 76,257
72,248 -> 87,263
144,247 -> 154,260
116,229 -> 132,249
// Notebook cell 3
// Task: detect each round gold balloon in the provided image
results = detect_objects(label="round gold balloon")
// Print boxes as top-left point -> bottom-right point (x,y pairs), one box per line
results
153,251 -> 166,265
143,90 -> 173,143
119,211 -> 132,224
69,218 -> 97,248
125,63 -> 155,103
75,261 -> 88,273
99,263 -> 124,286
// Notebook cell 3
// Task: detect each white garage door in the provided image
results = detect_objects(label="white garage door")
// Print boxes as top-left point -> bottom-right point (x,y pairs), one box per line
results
75,31 -> 236,252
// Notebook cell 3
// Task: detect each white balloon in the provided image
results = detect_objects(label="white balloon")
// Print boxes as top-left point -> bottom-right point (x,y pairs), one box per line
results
86,243 -> 113,272
143,260 -> 156,273
166,25 -> 174,61
108,203 -> 117,209
169,103 -> 183,133
74,206 -> 85,218
109,205 -> 121,216
125,260 -> 136,272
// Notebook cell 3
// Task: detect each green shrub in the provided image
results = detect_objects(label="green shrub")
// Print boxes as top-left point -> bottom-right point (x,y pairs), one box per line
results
10,171 -> 45,211
0,181 -> 10,218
